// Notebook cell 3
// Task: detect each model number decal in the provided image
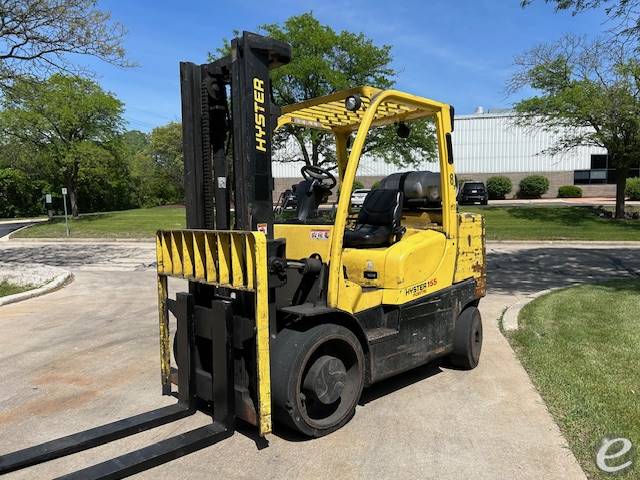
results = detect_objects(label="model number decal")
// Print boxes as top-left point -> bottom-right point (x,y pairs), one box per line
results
404,278 -> 437,296
253,78 -> 267,152
310,230 -> 330,240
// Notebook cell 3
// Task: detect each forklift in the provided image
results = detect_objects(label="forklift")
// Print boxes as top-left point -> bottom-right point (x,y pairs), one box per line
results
0,31 -> 486,478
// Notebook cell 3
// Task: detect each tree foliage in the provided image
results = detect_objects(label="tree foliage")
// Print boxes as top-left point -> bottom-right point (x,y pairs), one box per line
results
0,73 -> 125,216
0,0 -> 130,90
0,166 -> 45,216
509,35 -> 640,217
216,13 -> 437,170
521,0 -> 640,38
128,122 -> 184,207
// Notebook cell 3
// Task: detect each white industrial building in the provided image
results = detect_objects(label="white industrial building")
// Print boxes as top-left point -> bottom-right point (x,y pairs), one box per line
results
274,109 -> 638,198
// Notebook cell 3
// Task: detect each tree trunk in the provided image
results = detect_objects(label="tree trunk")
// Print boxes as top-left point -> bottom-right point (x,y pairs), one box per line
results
615,167 -> 627,219
68,185 -> 79,218
312,139 -> 320,166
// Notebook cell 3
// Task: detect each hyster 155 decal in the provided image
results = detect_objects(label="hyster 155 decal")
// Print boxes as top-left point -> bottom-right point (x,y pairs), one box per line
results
253,78 -> 267,152
404,278 -> 438,296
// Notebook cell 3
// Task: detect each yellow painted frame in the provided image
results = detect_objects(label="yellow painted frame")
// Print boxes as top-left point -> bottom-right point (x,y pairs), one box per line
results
155,229 -> 272,436
277,87 -> 456,308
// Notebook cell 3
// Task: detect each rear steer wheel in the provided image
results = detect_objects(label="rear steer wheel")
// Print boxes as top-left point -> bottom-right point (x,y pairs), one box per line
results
449,306 -> 483,369
271,324 -> 365,437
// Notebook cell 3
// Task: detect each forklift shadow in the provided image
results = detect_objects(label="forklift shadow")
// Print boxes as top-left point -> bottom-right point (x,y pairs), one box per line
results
235,420 -> 272,449
359,360 -> 444,406
265,361 -> 444,443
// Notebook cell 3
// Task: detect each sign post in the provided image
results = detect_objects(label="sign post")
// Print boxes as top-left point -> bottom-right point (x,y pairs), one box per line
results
61,188 -> 69,237
45,193 -> 53,220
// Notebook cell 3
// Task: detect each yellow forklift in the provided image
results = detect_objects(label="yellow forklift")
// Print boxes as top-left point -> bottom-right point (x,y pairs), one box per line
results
0,32 -> 485,478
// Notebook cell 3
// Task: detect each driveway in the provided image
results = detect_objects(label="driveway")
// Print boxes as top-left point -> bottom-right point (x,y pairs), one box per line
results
1,241 -> 638,479
0,221 -> 45,240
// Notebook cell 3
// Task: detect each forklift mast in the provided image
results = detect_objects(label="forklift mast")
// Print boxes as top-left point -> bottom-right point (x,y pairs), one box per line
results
180,31 -> 291,236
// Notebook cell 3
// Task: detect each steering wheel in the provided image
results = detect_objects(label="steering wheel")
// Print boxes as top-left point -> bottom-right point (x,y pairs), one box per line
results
301,165 -> 337,189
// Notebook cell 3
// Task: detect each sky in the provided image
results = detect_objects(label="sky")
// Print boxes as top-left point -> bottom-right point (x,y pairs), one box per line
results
85,0 -> 609,132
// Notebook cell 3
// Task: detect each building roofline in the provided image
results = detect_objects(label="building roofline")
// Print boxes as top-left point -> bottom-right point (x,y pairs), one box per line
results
455,110 -> 515,120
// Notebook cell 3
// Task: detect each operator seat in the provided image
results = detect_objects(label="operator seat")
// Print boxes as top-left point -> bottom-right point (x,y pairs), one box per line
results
343,189 -> 404,248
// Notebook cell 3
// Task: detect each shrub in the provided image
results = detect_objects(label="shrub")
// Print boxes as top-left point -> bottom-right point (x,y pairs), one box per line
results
626,177 -> 640,200
486,176 -> 512,199
557,185 -> 583,198
371,180 -> 381,190
519,175 -> 550,198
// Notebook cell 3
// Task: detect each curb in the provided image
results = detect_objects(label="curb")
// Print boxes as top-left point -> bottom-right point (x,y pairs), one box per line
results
0,271 -> 74,307
501,287 -> 562,331
487,240 -> 640,246
0,218 -> 47,226
7,236 -> 156,243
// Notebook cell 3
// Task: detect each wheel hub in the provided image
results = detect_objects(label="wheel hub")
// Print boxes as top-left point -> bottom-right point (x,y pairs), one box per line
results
303,355 -> 347,405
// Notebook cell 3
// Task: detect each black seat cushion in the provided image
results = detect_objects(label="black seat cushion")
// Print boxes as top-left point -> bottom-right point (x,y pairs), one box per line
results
344,224 -> 394,248
343,189 -> 403,248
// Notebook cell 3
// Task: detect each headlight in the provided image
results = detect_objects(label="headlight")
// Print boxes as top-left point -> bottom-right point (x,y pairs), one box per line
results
345,95 -> 362,112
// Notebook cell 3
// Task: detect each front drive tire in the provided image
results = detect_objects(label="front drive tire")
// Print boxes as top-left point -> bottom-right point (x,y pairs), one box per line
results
271,324 -> 365,437
450,306 -> 483,370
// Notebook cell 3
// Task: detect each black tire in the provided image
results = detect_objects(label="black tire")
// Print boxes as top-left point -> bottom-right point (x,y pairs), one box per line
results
450,306 -> 483,369
271,323 -> 365,437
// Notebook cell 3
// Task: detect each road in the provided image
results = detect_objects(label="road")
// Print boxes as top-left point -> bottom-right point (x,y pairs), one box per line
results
0,241 -> 639,479
0,222 -> 41,239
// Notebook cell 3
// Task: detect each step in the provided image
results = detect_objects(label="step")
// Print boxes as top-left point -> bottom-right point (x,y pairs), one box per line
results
365,327 -> 398,344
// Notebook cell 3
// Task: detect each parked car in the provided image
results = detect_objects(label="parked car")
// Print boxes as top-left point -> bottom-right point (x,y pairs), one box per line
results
458,181 -> 488,205
350,189 -> 370,208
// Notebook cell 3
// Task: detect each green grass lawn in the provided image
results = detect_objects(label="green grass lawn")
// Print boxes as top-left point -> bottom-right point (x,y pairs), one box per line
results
10,205 -> 640,240
508,280 -> 640,479
0,280 -> 33,297
13,206 -> 186,239
462,205 -> 640,241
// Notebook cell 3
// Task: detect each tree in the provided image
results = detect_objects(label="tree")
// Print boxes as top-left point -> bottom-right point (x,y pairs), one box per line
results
0,0 -> 129,90
215,13 -> 437,171
0,167 -> 45,216
75,142 -> 136,213
121,130 -> 149,156
128,122 -> 184,207
0,73 -> 124,216
509,35 -> 640,217
521,0 -> 640,38
147,122 -> 183,202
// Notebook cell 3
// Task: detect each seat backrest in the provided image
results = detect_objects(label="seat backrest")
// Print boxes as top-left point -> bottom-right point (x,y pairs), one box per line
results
356,189 -> 403,228
379,171 -> 440,210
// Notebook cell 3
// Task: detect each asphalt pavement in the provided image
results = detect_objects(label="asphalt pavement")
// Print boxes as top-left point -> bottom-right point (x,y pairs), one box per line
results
0,222 -> 35,239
